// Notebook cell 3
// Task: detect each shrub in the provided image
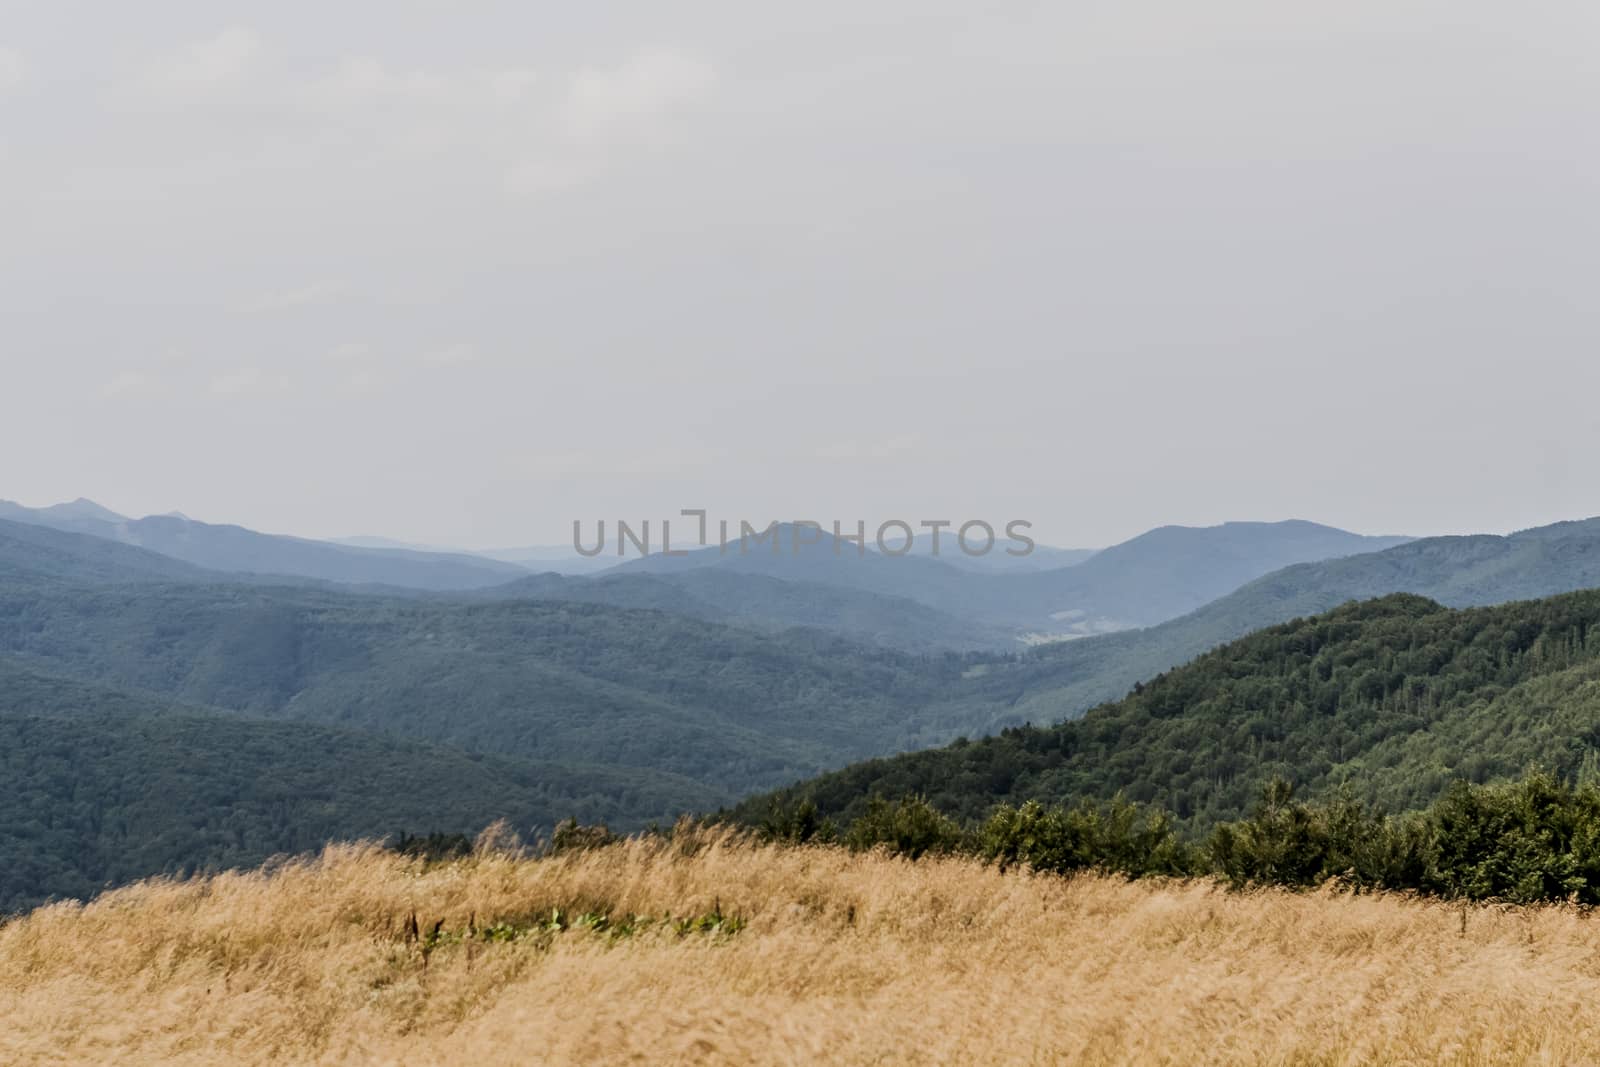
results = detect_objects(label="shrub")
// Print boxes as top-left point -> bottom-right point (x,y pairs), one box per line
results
757,797 -> 837,845
977,797 -> 1193,878
843,795 -> 965,859
1422,773 -> 1600,903
1204,779 -> 1427,890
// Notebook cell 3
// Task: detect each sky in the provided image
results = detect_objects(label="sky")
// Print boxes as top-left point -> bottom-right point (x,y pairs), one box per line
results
2,1 -> 1596,550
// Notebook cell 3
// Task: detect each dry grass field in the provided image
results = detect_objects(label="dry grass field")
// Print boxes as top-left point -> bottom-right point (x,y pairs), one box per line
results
4,828 -> 1600,1065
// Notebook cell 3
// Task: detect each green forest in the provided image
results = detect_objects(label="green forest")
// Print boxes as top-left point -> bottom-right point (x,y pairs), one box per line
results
0,710 -> 722,912
0,571 -> 995,793
743,591 -> 1600,828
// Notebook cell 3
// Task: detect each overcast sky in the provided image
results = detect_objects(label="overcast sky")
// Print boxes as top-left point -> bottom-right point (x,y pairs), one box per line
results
2,1 -> 1596,549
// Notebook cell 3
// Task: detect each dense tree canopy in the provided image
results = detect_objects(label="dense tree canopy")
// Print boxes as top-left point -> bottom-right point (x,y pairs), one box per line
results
741,591 -> 1600,828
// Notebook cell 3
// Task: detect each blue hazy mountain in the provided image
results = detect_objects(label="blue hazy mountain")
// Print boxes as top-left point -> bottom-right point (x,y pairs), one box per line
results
611,519 -> 1410,637
0,500 -> 530,590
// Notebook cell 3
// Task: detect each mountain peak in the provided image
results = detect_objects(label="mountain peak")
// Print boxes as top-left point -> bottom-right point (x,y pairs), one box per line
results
40,497 -> 127,523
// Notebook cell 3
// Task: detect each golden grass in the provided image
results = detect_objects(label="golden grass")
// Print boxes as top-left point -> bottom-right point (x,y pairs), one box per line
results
5,829 -> 1600,1065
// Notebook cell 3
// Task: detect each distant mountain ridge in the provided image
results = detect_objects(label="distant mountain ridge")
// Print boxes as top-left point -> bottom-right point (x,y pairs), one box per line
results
6,500 -> 1415,647
11,497 -> 129,524
612,519 -> 1411,638
964,515 -> 1600,730
0,518 -> 209,583
0,500 -> 529,591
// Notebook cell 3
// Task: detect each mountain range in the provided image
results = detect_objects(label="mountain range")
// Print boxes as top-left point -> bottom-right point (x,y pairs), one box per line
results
0,501 -> 1412,646
9,496 -> 1600,912
614,519 -> 1410,638
0,500 -> 528,590
0,519 -> 996,795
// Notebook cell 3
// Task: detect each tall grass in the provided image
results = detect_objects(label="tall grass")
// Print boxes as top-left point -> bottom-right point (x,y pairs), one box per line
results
4,827 -> 1600,1065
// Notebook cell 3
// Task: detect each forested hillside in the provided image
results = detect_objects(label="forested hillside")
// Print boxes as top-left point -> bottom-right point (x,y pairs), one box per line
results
0,653 -> 723,910
0,525 -> 985,909
9,515 -> 1600,815
0,709 -> 720,912
742,590 -> 1600,828
488,569 -> 1018,652
0,569 -> 999,796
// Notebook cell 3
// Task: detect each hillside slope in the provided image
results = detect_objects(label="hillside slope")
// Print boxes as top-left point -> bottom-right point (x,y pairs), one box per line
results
745,589 -> 1600,827
0,518 -> 210,583
489,569 -> 1018,652
0,568 -> 992,797
0,710 -> 720,912
0,656 -> 722,910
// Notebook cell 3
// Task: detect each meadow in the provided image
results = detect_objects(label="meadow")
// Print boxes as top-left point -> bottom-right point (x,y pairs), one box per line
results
4,828 -> 1600,1065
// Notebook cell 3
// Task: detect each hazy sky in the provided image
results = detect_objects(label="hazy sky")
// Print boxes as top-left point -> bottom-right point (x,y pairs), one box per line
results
3,1 -> 1596,549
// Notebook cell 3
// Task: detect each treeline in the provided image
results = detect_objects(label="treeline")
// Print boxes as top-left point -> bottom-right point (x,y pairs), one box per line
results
754,771 -> 1600,905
